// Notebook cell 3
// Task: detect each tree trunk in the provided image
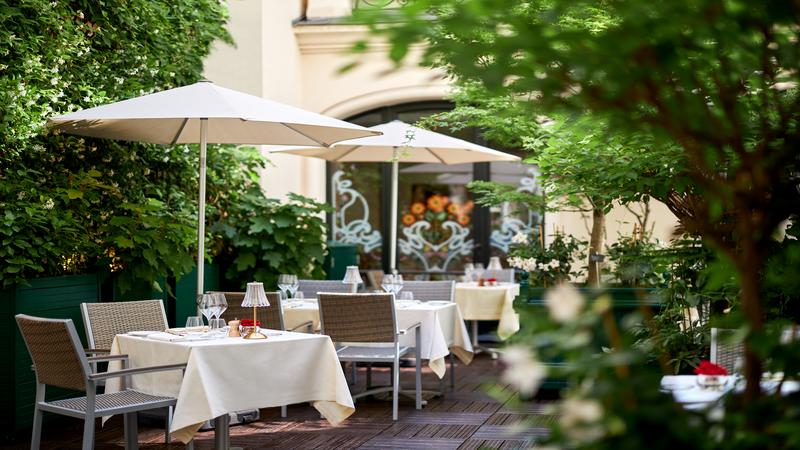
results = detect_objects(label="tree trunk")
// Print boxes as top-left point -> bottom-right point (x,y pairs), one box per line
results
736,239 -> 765,403
587,207 -> 606,285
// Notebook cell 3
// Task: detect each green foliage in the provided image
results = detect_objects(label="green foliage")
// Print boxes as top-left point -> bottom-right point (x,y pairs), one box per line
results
507,232 -> 585,286
0,0 -> 231,290
212,192 -> 332,290
604,236 -> 666,287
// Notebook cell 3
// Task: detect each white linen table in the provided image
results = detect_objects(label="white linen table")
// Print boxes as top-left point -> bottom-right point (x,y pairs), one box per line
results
105,331 -> 354,445
661,375 -> 800,410
282,300 -> 474,378
454,282 -> 520,341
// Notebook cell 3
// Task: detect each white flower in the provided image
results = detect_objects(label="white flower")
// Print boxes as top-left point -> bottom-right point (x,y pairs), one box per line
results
512,232 -> 529,245
560,397 -> 605,442
143,168 -> 151,176
544,283 -> 585,323
501,345 -> 546,396
43,198 -> 54,210
17,191 -> 26,200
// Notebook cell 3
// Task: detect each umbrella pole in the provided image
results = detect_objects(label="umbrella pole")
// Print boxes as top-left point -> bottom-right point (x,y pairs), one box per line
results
389,157 -> 399,273
196,118 -> 208,315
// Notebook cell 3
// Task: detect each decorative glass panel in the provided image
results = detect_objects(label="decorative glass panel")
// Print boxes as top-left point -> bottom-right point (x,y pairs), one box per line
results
330,164 -> 383,269
397,163 -> 475,272
489,161 -> 542,259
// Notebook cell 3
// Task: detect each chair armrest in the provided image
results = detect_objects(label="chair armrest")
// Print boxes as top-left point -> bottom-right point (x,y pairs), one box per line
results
88,363 -> 187,381
85,348 -> 111,354
289,320 -> 315,333
87,354 -> 129,363
398,322 -> 422,335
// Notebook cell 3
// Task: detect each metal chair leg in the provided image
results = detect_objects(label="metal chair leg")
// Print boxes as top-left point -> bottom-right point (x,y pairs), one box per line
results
165,406 -> 172,443
124,412 -> 138,450
31,406 -> 43,450
392,357 -> 400,421
82,415 -> 95,450
351,362 -> 358,385
366,363 -> 372,389
281,405 -> 287,418
415,328 -> 422,410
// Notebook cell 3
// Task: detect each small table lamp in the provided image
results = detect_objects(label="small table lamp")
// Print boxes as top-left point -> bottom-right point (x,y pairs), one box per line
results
342,265 -> 362,293
242,281 -> 270,339
487,256 -> 503,270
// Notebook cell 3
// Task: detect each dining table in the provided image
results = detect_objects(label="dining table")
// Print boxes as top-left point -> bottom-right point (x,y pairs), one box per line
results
282,298 -> 474,378
104,330 -> 354,449
454,282 -> 520,344
661,375 -> 800,410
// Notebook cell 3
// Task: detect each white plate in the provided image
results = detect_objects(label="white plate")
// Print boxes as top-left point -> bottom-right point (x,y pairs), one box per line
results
127,330 -> 158,337
426,301 -> 451,306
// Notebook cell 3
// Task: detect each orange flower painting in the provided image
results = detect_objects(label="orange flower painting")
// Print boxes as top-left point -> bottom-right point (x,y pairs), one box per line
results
402,214 -> 416,226
410,202 -> 426,215
427,195 -> 446,213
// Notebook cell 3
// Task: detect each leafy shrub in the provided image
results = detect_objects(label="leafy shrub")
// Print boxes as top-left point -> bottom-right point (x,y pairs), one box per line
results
0,0 -> 230,290
507,231 -> 585,286
211,192 -> 332,289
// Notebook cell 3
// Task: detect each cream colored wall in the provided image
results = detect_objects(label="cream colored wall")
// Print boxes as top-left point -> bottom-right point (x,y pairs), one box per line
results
203,0 -> 681,267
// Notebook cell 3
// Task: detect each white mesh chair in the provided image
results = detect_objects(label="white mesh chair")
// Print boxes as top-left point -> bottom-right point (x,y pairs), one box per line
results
710,328 -> 744,374
16,314 -> 188,450
297,279 -> 357,298
482,268 -> 515,283
318,293 -> 421,420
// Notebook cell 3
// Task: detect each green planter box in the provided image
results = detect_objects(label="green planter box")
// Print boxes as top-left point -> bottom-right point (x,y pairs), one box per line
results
515,281 -> 661,390
0,274 -> 100,440
324,241 -> 357,281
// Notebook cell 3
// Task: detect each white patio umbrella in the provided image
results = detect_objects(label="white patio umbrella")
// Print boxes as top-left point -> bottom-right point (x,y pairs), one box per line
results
271,120 -> 520,271
48,80 -> 380,298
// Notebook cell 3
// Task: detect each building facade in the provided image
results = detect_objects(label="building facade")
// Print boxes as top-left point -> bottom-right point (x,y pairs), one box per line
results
203,0 -> 679,276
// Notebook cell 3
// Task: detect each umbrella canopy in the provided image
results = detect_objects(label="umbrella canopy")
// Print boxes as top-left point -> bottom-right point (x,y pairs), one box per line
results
271,120 -> 520,272
48,80 -> 380,299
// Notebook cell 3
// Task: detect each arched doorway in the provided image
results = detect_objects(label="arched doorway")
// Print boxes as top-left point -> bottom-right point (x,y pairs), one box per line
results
327,102 -> 542,275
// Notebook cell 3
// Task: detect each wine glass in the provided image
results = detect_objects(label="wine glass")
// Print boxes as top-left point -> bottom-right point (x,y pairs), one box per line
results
394,274 -> 404,294
215,292 -> 228,320
400,291 -> 414,301
198,294 -> 214,325
381,274 -> 395,293
288,275 -> 299,299
277,274 -> 292,300
185,316 -> 202,328
464,263 -> 474,282
474,263 -> 485,281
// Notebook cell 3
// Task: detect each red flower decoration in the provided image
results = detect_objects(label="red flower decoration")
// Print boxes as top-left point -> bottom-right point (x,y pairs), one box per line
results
694,360 -> 728,376
240,319 -> 261,327
488,278 -> 497,282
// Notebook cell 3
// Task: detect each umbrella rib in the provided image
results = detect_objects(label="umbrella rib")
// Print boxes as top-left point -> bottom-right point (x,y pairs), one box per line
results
426,147 -> 448,164
281,122 -> 330,147
170,118 -> 190,145
333,145 -> 361,162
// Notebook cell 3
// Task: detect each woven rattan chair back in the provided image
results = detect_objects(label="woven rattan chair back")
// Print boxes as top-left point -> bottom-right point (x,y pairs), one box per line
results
482,268 -> 515,283
319,293 -> 397,343
710,328 -> 744,374
400,280 -> 455,302
81,299 -> 168,350
297,279 -> 357,298
16,315 -> 89,391
210,291 -> 284,330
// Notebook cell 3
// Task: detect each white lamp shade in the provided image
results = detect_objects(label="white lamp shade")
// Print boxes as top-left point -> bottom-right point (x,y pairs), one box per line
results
342,266 -> 363,285
487,256 -> 503,270
242,282 -> 270,307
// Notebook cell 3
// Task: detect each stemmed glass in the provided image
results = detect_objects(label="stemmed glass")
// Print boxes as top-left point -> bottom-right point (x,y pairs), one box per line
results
198,294 -> 214,326
464,263 -> 475,282
287,275 -> 299,299
393,274 -> 404,294
277,274 -> 292,300
381,274 -> 395,293
474,263 -> 485,281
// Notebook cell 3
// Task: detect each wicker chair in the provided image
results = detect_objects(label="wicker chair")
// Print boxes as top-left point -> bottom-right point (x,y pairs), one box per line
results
482,268 -> 515,283
16,314 -> 187,450
318,293 -> 421,420
710,328 -> 745,374
297,279 -> 357,299
81,300 -> 173,443
81,299 -> 168,352
400,280 -> 455,302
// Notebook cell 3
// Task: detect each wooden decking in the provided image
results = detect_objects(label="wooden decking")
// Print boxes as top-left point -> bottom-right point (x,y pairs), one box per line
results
3,354 -> 555,449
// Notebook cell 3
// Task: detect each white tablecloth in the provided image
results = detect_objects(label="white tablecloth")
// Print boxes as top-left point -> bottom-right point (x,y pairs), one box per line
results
106,331 -> 354,443
454,282 -> 520,340
283,300 -> 474,378
661,375 -> 800,409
